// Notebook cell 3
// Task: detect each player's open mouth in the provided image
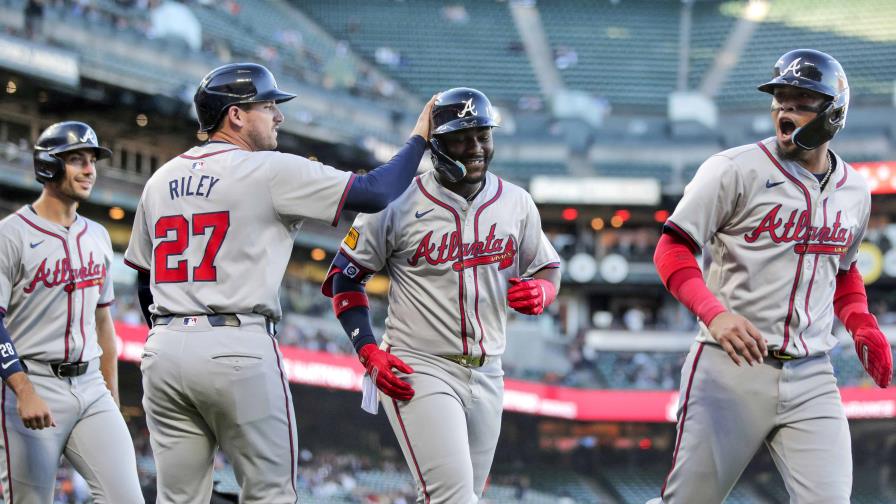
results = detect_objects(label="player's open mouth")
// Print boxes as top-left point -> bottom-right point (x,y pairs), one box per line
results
778,118 -> 797,140
464,157 -> 485,169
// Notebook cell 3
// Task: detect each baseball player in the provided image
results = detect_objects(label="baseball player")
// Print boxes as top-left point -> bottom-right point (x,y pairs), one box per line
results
124,62 -> 435,504
650,49 -> 893,503
322,87 -> 561,503
0,121 -> 144,503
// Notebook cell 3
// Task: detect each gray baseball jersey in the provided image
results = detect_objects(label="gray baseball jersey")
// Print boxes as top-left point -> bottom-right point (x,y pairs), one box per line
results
125,143 -> 352,320
656,138 -> 870,503
341,170 -> 560,358
0,206 -> 143,503
337,170 -> 559,503
0,207 -> 114,363
667,137 -> 869,358
125,141 -> 353,503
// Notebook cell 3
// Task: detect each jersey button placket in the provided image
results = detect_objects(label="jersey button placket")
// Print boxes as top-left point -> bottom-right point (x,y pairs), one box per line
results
463,215 -> 477,344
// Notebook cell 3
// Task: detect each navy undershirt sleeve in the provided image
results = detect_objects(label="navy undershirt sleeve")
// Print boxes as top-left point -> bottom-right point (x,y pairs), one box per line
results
0,313 -> 25,381
332,273 -> 378,353
136,270 -> 153,328
343,135 -> 426,213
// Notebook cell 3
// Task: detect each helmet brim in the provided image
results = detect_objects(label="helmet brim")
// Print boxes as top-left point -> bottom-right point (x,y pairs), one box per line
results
256,90 -> 297,104
757,79 -> 835,100
49,144 -> 113,161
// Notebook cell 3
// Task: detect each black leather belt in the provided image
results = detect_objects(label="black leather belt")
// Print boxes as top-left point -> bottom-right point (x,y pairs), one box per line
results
152,314 -> 276,335
51,361 -> 89,378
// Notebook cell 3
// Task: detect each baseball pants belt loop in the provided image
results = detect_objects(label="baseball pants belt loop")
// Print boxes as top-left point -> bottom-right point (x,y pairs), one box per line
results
440,354 -> 488,368
152,313 -> 276,335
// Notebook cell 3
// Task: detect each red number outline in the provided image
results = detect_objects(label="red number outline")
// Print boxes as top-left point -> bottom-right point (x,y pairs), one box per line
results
192,212 -> 230,282
154,215 -> 189,283
153,212 -> 230,283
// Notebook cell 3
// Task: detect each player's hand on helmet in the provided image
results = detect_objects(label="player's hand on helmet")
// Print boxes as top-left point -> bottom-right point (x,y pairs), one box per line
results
507,277 -> 556,316
412,95 -> 439,141
707,312 -> 768,367
848,313 -> 893,388
8,375 -> 56,430
358,344 -> 415,401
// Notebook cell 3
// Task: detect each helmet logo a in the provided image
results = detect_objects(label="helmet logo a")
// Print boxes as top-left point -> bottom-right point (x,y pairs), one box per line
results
457,98 -> 478,118
782,58 -> 803,78
79,129 -> 98,145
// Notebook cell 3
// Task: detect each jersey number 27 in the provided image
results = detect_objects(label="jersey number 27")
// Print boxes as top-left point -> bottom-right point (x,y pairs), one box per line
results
154,211 -> 230,283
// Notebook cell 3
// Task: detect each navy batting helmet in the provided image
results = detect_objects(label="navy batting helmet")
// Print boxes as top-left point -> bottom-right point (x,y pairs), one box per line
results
194,63 -> 296,133
758,49 -> 849,150
429,87 -> 500,182
33,121 -> 112,184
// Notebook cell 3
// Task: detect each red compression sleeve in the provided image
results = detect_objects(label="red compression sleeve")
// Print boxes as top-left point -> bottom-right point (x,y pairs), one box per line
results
834,263 -> 872,332
654,232 -> 727,325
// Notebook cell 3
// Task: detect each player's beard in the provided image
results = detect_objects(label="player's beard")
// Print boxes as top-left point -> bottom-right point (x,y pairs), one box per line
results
53,178 -> 92,203
247,125 -> 277,151
775,140 -> 806,163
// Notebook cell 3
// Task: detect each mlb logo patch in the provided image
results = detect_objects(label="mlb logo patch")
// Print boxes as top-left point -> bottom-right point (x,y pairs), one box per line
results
191,161 -> 205,171
183,316 -> 199,327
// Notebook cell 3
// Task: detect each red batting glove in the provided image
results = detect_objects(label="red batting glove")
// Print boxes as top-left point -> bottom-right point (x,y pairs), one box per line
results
847,313 -> 893,388
358,344 -> 415,401
507,277 -> 556,316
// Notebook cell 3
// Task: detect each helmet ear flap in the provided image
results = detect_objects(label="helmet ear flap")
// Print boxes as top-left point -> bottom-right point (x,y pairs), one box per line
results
429,137 -> 467,183
792,100 -> 846,151
33,150 -> 63,184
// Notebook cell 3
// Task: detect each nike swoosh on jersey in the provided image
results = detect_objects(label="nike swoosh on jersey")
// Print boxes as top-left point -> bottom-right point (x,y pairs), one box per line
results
29,240 -> 45,248
1,359 -> 18,370
766,180 -> 786,188
415,209 -> 434,218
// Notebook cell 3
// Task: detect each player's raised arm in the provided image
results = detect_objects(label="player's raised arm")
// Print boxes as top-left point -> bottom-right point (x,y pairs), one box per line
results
341,95 -> 437,213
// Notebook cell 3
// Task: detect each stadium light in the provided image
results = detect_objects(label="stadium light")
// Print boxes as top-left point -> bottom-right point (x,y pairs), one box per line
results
310,248 -> 326,261
5,81 -> 15,94
590,217 -> 605,231
136,114 -> 149,127
108,207 -> 125,220
610,215 -> 624,228
562,207 -> 579,221
654,210 -> 670,223
613,209 -> 631,222
743,0 -> 770,21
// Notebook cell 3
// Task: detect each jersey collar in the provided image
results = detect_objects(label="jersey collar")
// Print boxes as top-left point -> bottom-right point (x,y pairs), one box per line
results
422,170 -> 497,208
20,205 -> 83,234
761,137 -> 845,190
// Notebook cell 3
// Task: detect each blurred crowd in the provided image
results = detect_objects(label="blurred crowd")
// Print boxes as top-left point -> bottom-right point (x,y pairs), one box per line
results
11,0 -> 403,103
